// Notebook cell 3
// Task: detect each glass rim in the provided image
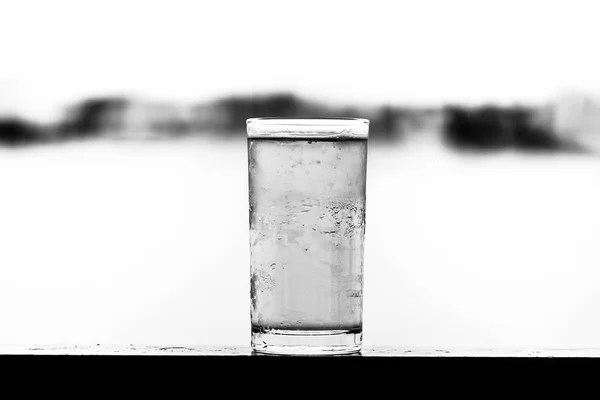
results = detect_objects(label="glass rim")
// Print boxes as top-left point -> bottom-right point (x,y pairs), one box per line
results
246,117 -> 369,139
246,117 -> 370,126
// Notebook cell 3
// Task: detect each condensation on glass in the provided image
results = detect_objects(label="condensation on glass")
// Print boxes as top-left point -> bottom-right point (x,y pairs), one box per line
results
247,117 -> 369,355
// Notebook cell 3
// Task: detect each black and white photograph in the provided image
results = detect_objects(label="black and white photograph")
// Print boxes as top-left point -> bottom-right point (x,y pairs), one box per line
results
1,0 -> 600,363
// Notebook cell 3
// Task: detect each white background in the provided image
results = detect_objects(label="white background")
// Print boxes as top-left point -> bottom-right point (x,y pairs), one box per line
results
0,138 -> 599,348
1,0 -> 600,120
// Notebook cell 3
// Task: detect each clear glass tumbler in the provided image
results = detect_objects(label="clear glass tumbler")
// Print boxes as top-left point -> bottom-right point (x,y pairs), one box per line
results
247,117 -> 369,355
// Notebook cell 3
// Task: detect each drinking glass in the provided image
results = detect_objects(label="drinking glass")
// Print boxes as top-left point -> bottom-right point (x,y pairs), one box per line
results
247,117 -> 369,355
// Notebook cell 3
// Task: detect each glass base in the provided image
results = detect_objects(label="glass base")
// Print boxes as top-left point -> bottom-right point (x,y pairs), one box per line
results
251,328 -> 362,356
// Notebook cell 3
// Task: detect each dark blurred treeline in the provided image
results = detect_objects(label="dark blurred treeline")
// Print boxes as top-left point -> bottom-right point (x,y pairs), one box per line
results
56,93 -> 411,142
443,105 -> 567,152
0,92 -> 589,152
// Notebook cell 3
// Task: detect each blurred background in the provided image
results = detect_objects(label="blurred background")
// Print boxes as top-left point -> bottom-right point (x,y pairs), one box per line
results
1,0 -> 600,349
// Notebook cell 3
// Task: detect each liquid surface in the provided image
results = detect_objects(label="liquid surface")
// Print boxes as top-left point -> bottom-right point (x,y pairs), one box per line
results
248,138 -> 367,331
